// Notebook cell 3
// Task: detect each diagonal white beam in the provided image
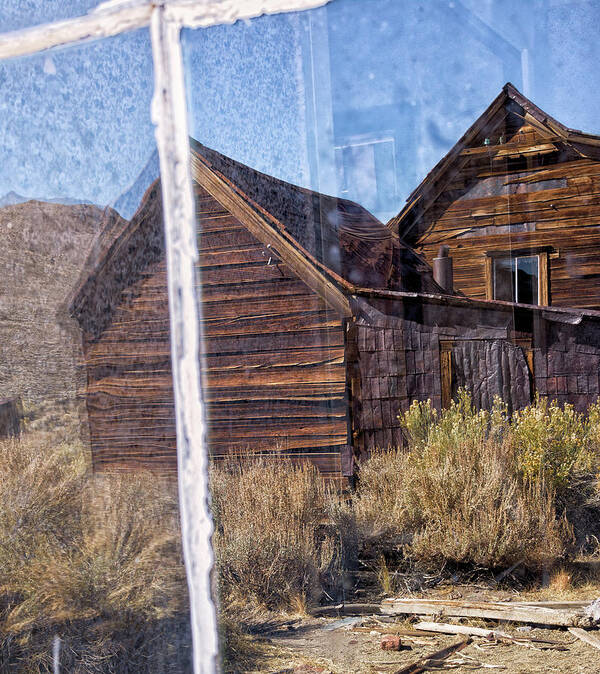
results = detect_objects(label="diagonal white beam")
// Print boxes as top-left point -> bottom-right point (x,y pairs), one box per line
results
0,2 -> 153,61
0,0 -> 331,61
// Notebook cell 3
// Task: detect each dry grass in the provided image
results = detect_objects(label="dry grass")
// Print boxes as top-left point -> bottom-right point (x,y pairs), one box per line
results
352,443 -> 566,571
350,393 -> 581,573
6,391 -> 600,670
0,431 -> 191,672
548,567 -> 572,592
210,458 -> 342,611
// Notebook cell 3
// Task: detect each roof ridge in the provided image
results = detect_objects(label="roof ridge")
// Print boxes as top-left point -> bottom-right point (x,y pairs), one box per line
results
388,83 -> 600,239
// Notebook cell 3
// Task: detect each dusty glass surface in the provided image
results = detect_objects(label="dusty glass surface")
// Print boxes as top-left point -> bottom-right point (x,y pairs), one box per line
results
0,29 -> 192,671
180,1 -> 600,670
180,0 -> 600,484
0,0 -> 100,33
181,0 -> 600,457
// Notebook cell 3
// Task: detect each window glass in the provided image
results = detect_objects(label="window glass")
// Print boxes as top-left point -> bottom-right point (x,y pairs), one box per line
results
0,0 -> 99,33
0,31 -> 192,671
181,2 -> 600,667
493,255 -> 539,305
493,256 -> 514,302
515,255 -> 538,305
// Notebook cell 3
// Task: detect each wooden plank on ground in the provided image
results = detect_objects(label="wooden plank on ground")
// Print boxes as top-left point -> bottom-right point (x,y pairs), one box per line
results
416,622 -> 568,649
568,627 -> 600,650
394,637 -> 471,674
415,621 -> 509,639
308,603 -> 382,617
381,598 -> 594,627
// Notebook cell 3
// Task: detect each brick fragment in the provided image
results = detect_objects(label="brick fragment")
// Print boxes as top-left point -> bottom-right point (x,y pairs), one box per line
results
381,634 -> 403,651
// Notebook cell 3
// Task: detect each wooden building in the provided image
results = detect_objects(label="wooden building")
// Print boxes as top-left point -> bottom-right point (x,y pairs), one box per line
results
388,83 -> 600,311
70,139 -> 600,482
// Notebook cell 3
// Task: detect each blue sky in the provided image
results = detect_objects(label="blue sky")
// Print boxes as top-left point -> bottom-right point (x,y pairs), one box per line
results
2,0 -> 600,220
0,26 -> 155,208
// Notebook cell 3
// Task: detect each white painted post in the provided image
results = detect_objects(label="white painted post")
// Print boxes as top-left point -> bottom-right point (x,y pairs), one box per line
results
150,5 -> 218,673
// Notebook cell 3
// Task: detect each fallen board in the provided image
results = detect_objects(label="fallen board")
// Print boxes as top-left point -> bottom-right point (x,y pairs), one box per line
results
309,603 -> 381,617
416,621 -> 568,649
568,627 -> 600,651
381,598 -> 595,627
415,621 -> 510,639
394,637 -> 471,674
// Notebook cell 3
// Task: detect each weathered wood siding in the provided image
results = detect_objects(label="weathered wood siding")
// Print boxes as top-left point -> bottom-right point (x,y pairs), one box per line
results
82,257 -> 175,471
81,183 -> 348,478
410,112 -> 600,310
195,183 -> 348,479
348,295 -> 600,460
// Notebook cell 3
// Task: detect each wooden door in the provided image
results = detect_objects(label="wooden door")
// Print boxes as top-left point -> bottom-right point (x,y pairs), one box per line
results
441,339 -> 531,412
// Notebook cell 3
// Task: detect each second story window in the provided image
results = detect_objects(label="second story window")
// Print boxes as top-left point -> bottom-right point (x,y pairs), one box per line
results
492,255 -> 539,305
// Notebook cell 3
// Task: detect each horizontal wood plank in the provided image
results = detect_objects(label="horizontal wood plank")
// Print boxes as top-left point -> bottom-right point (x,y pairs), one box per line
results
83,184 -> 349,477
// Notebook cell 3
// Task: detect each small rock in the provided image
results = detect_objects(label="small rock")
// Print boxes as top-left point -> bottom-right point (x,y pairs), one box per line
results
381,634 -> 403,651
516,625 -> 532,633
370,630 -> 380,636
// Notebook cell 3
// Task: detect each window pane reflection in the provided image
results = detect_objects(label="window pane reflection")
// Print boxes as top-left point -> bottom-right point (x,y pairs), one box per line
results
0,31 -> 191,671
493,255 -> 539,305
516,255 -> 538,305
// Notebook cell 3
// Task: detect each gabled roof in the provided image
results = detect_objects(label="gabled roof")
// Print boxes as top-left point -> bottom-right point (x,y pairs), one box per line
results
388,82 -> 600,243
190,139 -> 393,289
72,141 -> 441,334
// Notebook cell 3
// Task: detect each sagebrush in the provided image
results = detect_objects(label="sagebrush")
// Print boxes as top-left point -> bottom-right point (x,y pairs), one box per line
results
210,458 -> 342,610
0,431 -> 190,673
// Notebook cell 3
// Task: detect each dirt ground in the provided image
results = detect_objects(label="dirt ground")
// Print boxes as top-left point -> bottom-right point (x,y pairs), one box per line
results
231,585 -> 600,673
260,616 -> 600,673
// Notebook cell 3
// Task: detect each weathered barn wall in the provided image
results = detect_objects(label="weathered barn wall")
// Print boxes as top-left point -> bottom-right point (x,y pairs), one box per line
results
347,296 -> 507,458
532,319 -> 600,411
77,181 -> 349,478
195,182 -> 348,480
82,256 -> 174,471
347,295 -> 600,458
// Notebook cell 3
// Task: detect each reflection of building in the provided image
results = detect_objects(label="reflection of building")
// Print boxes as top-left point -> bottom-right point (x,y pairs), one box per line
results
389,84 -> 600,311
70,138 -> 600,483
300,0 -> 530,224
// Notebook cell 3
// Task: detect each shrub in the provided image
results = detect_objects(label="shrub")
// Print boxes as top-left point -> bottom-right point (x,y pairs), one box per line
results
350,447 -> 409,541
354,439 -> 565,570
0,432 -> 87,585
351,392 -> 570,570
512,396 -> 587,488
210,458 -> 341,610
582,401 -> 600,472
406,448 -> 566,569
0,433 -> 190,672
424,389 -> 491,456
400,399 -> 438,451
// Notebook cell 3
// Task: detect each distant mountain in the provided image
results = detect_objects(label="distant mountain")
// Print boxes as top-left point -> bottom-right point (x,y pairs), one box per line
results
0,199 -> 106,413
0,190 -> 94,208
111,150 -> 160,219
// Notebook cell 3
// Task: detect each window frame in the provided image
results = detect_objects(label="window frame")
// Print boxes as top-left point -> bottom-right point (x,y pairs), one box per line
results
485,248 -> 550,306
0,2 -> 333,671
